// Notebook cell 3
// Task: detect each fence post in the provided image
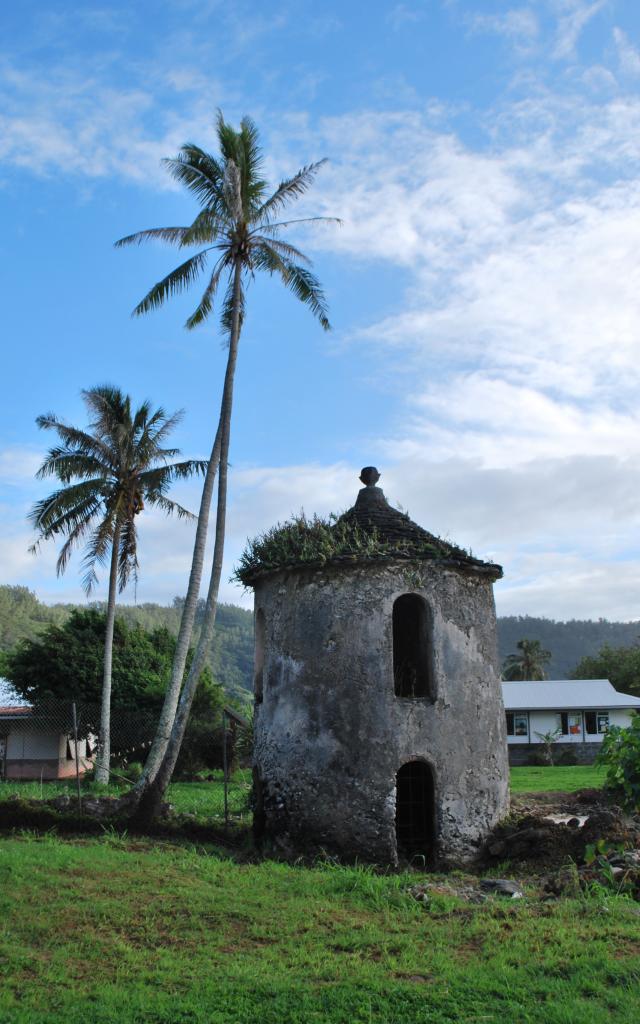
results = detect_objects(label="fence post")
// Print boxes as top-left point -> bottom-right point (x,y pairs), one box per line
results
223,709 -> 228,827
72,702 -> 82,812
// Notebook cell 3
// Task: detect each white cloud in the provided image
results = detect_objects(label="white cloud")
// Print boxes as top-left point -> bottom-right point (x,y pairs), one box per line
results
387,5 -> 424,31
552,0 -> 606,60
470,8 -> 539,53
613,26 -> 640,77
0,447 -> 42,485
0,58 -> 223,186
496,556 -> 640,620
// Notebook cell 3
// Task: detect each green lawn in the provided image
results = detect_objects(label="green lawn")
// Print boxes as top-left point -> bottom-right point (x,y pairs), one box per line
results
0,765 -> 605,820
0,770 -> 252,819
0,833 -> 638,1024
510,764 -> 607,793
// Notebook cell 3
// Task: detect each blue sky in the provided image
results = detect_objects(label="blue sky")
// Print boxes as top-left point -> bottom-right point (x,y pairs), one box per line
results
1,0 -> 640,619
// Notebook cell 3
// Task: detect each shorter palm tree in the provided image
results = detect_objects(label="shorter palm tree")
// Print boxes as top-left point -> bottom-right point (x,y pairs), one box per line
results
29,386 -> 206,783
502,639 -> 552,681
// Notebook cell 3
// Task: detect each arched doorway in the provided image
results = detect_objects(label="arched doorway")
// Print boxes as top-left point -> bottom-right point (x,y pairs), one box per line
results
395,761 -> 435,862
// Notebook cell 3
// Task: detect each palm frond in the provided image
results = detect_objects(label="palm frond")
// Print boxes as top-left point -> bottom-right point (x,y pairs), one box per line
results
256,161 -> 327,222
138,460 -> 209,496
145,409 -> 184,449
55,514 -> 97,577
29,480 -> 107,536
117,516 -> 138,593
162,145 -> 224,207
80,513 -> 116,595
36,449 -> 110,484
184,256 -> 228,330
35,415 -> 114,470
249,234 -> 311,265
132,250 -> 210,316
181,209 -> 229,247
254,244 -> 330,330
114,227 -> 190,248
261,215 -> 342,231
146,494 -> 196,520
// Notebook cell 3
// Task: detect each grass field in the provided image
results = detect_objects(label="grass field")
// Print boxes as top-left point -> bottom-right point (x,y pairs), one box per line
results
0,764 -> 606,821
0,764 -> 633,1023
0,770 -> 252,819
0,832 -> 638,1024
509,764 -> 607,793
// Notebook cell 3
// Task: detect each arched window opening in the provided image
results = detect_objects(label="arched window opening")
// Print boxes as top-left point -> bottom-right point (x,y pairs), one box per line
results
254,608 -> 266,704
395,761 -> 435,863
392,594 -> 434,699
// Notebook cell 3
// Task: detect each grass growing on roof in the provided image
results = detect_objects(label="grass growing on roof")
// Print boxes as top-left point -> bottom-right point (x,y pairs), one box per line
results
0,832 -> 639,1024
234,512 -> 460,584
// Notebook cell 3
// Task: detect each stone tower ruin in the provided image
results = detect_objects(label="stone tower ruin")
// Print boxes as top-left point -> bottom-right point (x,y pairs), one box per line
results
240,467 -> 509,865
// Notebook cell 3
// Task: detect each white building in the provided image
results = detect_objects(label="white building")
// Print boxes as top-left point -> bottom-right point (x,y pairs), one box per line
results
501,679 -> 640,765
0,705 -> 94,781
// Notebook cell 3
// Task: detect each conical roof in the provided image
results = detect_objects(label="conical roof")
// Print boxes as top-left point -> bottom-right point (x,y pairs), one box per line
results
235,467 -> 502,584
337,467 -> 502,577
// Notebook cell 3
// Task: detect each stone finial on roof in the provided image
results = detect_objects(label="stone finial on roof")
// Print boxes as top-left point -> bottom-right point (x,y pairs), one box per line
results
359,466 -> 380,486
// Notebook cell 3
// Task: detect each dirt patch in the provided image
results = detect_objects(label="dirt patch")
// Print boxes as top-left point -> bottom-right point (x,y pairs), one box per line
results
485,791 -> 640,870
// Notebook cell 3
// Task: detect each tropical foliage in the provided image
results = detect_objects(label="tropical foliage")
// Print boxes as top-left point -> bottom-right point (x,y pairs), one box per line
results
117,112 -> 336,817
0,585 -> 253,699
572,642 -> 640,697
597,716 -> 640,812
502,638 -> 552,680
3,609 -> 227,775
497,615 -> 640,678
29,386 -> 205,781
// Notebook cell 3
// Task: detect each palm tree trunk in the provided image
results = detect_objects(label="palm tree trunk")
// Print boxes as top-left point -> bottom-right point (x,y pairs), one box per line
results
132,259 -> 243,823
95,522 -> 122,785
130,420 -> 223,798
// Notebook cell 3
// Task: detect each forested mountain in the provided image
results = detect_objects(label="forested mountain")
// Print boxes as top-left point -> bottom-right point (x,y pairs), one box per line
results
2,585 -> 639,695
497,616 -> 640,679
0,586 -> 253,700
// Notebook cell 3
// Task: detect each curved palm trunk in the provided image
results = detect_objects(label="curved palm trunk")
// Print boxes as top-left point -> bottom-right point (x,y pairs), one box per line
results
132,260 -> 243,824
95,522 -> 122,785
130,420 -> 223,798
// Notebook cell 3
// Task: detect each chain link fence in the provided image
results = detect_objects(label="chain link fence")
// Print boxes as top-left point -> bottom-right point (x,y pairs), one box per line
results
0,699 -> 252,824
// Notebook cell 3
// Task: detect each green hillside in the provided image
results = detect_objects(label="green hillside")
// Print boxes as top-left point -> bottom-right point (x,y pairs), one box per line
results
2,585 -> 639,697
0,586 -> 253,701
497,615 -> 640,679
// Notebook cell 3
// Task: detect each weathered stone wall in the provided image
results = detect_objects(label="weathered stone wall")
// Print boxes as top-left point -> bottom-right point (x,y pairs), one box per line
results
508,742 -> 600,767
252,558 -> 509,865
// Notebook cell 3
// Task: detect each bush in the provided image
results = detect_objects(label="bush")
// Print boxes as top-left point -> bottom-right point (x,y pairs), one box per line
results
596,716 -> 640,811
557,750 -> 579,766
121,761 -> 143,784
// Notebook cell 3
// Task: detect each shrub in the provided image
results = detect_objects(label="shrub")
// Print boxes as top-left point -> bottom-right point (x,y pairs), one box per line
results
596,716 -> 640,811
557,750 -> 579,766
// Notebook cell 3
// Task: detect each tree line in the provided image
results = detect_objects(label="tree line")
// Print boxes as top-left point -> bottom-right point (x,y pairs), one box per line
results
2,584 -> 639,701
0,585 -> 253,702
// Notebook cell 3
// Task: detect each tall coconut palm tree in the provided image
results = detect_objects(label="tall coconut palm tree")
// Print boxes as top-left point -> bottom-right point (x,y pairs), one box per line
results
502,639 -> 552,681
116,112 -> 337,819
29,385 -> 206,783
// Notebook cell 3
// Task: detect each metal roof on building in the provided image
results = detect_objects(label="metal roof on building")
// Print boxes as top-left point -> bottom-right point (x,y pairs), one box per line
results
0,705 -> 32,718
502,679 -> 640,711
